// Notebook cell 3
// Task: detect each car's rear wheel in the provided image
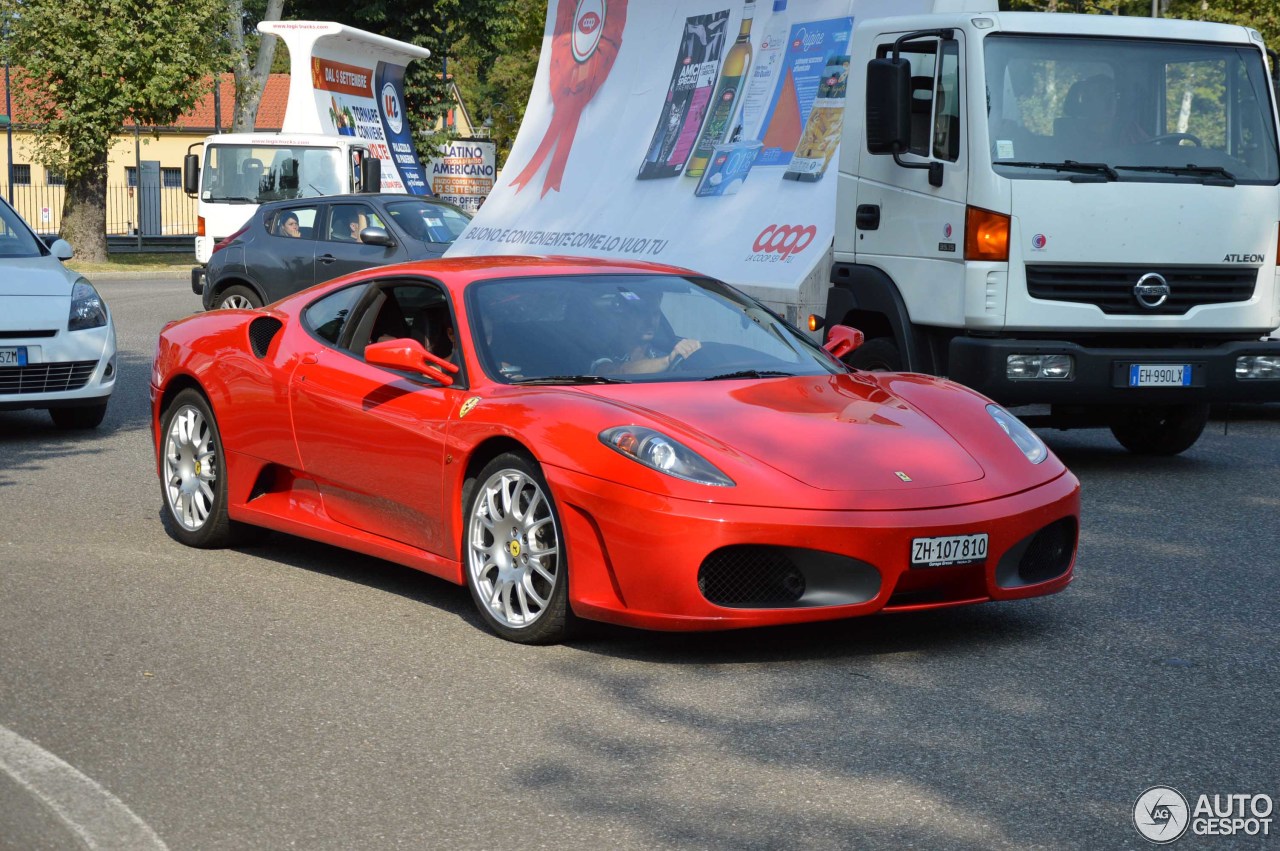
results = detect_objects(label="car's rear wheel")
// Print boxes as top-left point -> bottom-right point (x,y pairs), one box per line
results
463,452 -> 570,644
49,401 -> 108,430
160,389 -> 237,548
215,285 -> 262,310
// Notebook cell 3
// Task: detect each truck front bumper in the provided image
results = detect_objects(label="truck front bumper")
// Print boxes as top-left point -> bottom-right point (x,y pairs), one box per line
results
948,336 -> 1280,406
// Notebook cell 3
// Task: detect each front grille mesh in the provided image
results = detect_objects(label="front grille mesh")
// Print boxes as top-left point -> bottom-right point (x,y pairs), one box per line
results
698,546 -> 806,607
0,361 -> 97,394
1026,265 -> 1255,315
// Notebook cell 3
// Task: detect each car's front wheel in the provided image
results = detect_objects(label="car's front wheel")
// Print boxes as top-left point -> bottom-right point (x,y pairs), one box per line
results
159,389 -> 238,547
463,452 -> 570,644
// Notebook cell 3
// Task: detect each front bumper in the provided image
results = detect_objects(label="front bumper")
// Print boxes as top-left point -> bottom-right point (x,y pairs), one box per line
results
0,324 -> 116,411
547,466 -> 1079,631
948,337 -> 1280,406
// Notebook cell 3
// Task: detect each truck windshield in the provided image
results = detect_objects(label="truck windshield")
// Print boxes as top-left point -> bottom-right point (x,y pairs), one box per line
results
202,145 -> 346,203
985,34 -> 1279,185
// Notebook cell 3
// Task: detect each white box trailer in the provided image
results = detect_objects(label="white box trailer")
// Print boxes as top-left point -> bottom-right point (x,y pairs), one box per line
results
185,21 -> 434,276
449,0 -> 1280,455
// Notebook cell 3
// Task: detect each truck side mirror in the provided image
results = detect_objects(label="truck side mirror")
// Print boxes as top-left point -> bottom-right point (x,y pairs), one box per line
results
183,153 -> 200,195
360,157 -> 382,193
865,58 -> 912,155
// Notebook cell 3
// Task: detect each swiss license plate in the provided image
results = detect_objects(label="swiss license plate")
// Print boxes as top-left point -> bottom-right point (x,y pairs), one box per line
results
911,533 -> 988,568
0,346 -> 27,367
1129,363 -> 1191,387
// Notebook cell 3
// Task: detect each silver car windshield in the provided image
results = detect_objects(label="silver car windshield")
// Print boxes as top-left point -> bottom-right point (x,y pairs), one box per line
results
0,200 -> 48,258
985,34 -> 1280,185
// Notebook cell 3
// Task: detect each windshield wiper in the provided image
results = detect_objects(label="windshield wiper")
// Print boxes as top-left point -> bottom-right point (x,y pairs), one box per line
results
509,374 -> 628,385
703,370 -> 796,381
212,196 -> 257,203
998,160 -> 1118,181
1113,164 -> 1236,185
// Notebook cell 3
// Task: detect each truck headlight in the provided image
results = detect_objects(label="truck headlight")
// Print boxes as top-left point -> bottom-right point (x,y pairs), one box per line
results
1007,354 -> 1073,380
1236,355 -> 1280,380
987,405 -> 1048,464
68,280 -> 108,332
600,426 -> 734,486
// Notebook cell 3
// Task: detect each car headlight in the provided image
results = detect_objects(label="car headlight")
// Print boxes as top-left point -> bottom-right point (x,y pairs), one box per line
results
68,279 -> 108,332
987,405 -> 1047,464
600,426 -> 735,486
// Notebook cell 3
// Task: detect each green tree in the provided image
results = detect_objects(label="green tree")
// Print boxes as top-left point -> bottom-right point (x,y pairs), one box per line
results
1000,0 -> 1278,48
226,0 -> 288,132
1,0 -> 226,261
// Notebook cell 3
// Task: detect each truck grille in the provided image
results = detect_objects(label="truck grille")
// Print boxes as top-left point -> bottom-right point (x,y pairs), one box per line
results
1026,265 -> 1256,315
0,361 -> 98,394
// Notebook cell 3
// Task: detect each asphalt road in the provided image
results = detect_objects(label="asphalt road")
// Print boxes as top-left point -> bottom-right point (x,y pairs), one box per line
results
1,277 -> 1278,850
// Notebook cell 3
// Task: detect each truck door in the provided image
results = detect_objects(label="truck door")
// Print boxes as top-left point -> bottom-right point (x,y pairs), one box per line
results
854,31 -> 969,331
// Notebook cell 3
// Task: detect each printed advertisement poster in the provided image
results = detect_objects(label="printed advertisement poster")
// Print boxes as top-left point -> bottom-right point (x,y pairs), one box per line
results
447,0 -> 856,292
304,55 -> 429,195
429,141 -> 497,212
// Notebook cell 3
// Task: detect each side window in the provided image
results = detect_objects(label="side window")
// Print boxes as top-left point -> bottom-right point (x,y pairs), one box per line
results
879,40 -> 939,156
326,203 -> 381,243
933,39 -> 961,161
343,281 -> 456,363
876,38 -> 960,160
304,284 -> 368,345
267,206 -> 318,240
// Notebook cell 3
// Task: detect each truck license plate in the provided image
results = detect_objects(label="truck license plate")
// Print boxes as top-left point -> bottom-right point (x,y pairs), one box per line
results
0,346 -> 27,367
911,533 -> 988,568
1128,364 -> 1191,387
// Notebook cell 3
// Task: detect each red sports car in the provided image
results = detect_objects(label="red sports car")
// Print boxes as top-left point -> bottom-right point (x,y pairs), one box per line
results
151,257 -> 1078,643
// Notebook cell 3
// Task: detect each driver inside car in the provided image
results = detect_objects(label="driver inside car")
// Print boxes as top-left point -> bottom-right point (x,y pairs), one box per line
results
593,299 -> 700,375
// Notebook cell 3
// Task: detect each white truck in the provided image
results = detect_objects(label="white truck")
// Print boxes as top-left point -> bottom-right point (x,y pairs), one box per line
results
449,0 -> 1280,455
184,21 -> 434,289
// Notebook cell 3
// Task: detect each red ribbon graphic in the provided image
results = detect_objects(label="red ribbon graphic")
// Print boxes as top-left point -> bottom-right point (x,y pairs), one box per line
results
509,0 -> 628,197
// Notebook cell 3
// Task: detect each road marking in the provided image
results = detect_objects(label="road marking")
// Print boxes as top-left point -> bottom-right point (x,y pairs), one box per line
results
0,724 -> 168,850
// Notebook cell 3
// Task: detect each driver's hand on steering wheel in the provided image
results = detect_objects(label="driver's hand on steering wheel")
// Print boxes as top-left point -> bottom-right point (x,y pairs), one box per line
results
666,338 -> 701,369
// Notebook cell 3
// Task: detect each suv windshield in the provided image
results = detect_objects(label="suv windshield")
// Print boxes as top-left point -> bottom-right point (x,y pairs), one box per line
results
384,200 -> 472,243
203,144 -> 346,202
985,34 -> 1280,185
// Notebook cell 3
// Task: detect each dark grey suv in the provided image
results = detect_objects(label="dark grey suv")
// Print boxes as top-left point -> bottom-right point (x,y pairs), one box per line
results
196,194 -> 472,310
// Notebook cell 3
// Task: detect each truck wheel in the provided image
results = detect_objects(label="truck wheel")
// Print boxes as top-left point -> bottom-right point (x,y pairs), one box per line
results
1109,404 -> 1210,456
845,337 -> 902,372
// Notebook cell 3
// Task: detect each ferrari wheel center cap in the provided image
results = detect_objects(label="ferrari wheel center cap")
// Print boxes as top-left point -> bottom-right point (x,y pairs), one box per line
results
508,540 -> 522,558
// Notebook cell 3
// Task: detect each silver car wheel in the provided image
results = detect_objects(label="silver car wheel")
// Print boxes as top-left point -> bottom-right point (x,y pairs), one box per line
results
467,468 -> 561,630
163,404 -> 218,531
221,293 -> 256,310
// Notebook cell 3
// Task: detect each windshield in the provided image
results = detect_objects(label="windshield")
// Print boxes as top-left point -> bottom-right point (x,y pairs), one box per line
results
202,145 -> 347,202
384,200 -> 472,243
985,34 -> 1279,185
466,274 -> 843,384
0,200 -> 48,257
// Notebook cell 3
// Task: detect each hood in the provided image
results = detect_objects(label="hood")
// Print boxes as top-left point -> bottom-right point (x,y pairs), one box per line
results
0,255 -> 78,298
583,374 -> 986,492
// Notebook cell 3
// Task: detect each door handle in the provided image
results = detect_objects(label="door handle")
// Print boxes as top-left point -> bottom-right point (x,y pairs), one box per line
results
856,205 -> 881,230
300,353 -> 318,365
318,254 -> 336,264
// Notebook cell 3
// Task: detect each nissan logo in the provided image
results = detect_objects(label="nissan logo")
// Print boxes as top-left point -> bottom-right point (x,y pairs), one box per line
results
1133,272 -> 1170,309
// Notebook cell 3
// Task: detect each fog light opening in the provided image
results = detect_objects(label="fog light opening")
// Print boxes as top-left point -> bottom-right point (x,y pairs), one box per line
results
1007,353 -> 1074,380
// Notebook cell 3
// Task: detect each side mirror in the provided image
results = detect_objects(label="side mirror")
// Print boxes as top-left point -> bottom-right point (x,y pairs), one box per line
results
364,338 -> 459,386
865,57 -> 912,155
49,238 -> 74,260
360,226 -> 395,247
183,153 -> 200,195
823,325 -> 864,360
360,157 -> 382,193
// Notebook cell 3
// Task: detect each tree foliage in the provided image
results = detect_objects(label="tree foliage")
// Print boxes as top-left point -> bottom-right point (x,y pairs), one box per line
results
1,0 -> 226,259
1000,0 -> 1279,50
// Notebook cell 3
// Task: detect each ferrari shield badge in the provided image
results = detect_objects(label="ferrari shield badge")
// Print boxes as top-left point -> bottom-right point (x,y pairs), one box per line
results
895,471 -> 912,483
459,397 -> 481,418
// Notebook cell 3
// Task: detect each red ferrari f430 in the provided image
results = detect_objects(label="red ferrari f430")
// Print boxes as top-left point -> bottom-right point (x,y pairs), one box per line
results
151,257 -> 1079,643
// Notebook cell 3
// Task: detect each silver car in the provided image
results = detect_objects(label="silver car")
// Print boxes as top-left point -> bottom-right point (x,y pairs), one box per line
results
0,198 -> 116,428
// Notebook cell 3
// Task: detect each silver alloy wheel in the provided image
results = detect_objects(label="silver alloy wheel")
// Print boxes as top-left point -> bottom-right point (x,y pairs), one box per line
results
221,293 -> 256,309
163,404 -> 218,531
467,468 -> 561,630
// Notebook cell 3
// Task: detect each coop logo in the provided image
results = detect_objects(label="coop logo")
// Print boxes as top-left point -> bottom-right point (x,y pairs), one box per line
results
752,224 -> 818,261
573,0 -> 605,63
1133,787 -> 1274,843
1031,233 -> 1048,251
381,83 -> 403,135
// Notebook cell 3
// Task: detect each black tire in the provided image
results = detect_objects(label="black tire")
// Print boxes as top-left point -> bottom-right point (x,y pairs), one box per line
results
462,452 -> 572,644
49,401 -> 108,429
158,389 -> 240,548
214,284 -> 262,310
1109,404 -> 1210,456
845,337 -> 903,372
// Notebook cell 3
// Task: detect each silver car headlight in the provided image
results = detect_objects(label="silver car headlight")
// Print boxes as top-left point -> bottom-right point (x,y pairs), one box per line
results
600,426 -> 734,486
987,405 -> 1047,464
68,279 -> 108,332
